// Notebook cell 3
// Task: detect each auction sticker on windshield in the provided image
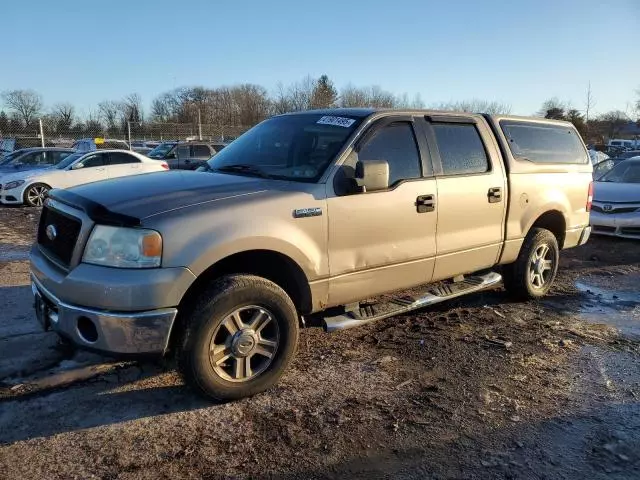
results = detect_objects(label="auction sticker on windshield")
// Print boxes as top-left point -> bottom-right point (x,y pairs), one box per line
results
317,116 -> 356,128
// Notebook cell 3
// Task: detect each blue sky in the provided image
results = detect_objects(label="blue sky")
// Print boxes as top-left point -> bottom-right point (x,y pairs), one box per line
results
3,0 -> 639,118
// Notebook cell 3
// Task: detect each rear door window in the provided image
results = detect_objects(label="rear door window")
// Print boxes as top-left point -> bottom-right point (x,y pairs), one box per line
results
500,120 -> 588,164
192,144 -> 212,158
109,152 -> 140,164
177,145 -> 191,158
432,123 -> 489,175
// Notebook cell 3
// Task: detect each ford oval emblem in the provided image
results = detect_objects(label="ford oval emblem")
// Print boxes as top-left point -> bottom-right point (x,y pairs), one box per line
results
45,224 -> 57,241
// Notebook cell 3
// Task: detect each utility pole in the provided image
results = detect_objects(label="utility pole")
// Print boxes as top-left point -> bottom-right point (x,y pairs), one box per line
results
39,118 -> 45,148
127,121 -> 132,150
198,108 -> 202,141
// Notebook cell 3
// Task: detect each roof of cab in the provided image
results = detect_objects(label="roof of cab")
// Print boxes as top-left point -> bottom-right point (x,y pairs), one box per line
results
278,108 -> 575,127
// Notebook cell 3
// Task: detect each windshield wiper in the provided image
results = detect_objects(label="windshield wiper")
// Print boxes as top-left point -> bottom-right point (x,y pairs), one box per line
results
213,164 -> 274,179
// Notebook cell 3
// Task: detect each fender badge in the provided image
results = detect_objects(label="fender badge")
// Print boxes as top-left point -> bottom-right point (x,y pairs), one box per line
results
293,207 -> 322,218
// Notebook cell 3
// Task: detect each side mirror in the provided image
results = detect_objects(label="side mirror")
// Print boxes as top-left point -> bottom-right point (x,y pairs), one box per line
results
71,162 -> 84,170
166,153 -> 176,159
355,160 -> 389,192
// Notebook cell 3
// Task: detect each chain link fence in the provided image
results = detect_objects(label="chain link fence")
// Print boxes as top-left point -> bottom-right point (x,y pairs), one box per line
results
0,119 -> 250,151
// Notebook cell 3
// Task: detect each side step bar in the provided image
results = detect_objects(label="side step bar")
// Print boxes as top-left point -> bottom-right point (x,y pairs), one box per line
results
321,271 -> 503,332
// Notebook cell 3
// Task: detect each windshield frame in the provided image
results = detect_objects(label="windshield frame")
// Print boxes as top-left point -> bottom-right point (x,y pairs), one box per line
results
205,113 -> 365,183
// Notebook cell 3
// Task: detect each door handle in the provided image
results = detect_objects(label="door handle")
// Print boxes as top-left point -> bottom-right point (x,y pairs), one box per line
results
488,187 -> 502,203
416,194 -> 436,213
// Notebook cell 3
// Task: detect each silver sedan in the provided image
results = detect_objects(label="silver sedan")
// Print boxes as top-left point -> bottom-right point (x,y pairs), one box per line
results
590,158 -> 640,239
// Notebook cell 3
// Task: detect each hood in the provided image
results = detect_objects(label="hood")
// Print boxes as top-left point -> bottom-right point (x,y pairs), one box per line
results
594,181 -> 640,203
0,168 -> 50,183
60,170 -> 278,219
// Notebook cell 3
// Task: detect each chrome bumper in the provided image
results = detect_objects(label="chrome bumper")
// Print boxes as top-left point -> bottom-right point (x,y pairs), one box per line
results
578,226 -> 592,246
31,275 -> 178,355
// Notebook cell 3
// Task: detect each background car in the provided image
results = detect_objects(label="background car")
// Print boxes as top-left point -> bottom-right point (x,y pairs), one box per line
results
0,148 -> 74,175
147,141 -> 225,169
0,150 -> 168,207
590,158 -> 640,239
72,138 -> 130,153
1,137 -> 56,156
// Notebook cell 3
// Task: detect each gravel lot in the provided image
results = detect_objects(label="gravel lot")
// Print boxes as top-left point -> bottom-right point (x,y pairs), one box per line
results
1,206 -> 639,479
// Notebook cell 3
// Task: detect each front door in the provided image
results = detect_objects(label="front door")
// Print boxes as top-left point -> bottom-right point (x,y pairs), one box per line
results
426,117 -> 507,280
327,118 -> 437,307
64,152 -> 109,188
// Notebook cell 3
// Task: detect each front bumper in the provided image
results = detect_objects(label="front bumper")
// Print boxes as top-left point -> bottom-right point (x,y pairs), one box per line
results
31,274 -> 178,355
30,245 -> 196,355
590,211 -> 640,240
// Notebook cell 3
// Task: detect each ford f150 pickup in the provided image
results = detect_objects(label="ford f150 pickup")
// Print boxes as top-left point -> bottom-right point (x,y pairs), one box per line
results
29,108 -> 593,400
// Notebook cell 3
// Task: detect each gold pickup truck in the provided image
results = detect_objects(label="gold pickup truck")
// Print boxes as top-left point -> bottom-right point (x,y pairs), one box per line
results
30,108 -> 593,400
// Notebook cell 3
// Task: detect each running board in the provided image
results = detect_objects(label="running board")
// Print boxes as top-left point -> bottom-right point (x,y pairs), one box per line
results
321,271 -> 502,332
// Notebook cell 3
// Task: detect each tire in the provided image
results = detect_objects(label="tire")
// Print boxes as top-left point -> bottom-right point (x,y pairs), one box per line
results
503,228 -> 559,300
23,183 -> 50,207
178,274 -> 299,401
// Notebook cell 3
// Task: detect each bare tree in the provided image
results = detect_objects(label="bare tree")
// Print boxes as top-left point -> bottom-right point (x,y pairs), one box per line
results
272,82 -> 292,115
433,99 -> 511,115
51,103 -> 74,132
121,93 -> 144,124
536,98 -> 567,119
598,110 -> 629,139
2,89 -> 43,126
287,76 -> 315,111
339,84 -> 396,108
98,100 -> 121,130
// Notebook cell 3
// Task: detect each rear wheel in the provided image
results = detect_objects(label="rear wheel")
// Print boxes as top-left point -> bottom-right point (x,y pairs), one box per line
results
503,228 -> 559,300
23,183 -> 50,207
178,274 -> 299,401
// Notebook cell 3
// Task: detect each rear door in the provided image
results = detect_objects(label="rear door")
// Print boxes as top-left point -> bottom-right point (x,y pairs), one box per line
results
106,151 -> 142,178
424,115 -> 507,281
175,144 -> 192,170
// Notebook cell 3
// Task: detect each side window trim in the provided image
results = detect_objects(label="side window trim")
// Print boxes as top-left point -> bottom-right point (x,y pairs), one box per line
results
424,119 -> 493,177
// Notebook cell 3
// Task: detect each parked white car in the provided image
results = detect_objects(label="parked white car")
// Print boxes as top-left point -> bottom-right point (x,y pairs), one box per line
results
0,150 -> 169,207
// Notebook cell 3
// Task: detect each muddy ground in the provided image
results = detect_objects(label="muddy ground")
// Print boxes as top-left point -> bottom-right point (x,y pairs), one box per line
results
0,206 -> 639,479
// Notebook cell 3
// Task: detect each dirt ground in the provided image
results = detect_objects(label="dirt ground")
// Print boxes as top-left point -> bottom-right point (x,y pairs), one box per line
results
1,206 -> 639,480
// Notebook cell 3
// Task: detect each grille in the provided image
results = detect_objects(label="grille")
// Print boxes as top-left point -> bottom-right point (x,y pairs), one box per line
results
592,205 -> 639,214
593,226 -> 616,233
621,227 -> 640,235
37,206 -> 82,267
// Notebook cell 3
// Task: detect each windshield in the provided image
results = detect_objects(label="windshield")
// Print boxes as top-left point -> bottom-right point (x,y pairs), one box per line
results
148,142 -> 176,158
205,114 -> 362,182
56,152 -> 84,170
599,161 -> 640,183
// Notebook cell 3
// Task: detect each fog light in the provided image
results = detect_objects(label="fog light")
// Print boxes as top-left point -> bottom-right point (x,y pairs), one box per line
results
77,316 -> 98,343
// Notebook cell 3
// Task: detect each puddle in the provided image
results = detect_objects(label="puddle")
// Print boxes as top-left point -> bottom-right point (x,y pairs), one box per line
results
575,274 -> 640,339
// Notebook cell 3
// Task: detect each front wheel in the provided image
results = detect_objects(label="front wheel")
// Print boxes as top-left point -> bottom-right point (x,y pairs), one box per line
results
23,183 -> 50,207
178,274 -> 299,401
503,228 -> 559,300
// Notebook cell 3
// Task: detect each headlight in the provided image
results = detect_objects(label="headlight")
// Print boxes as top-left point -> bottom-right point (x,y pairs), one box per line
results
83,225 -> 162,268
4,180 -> 25,190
